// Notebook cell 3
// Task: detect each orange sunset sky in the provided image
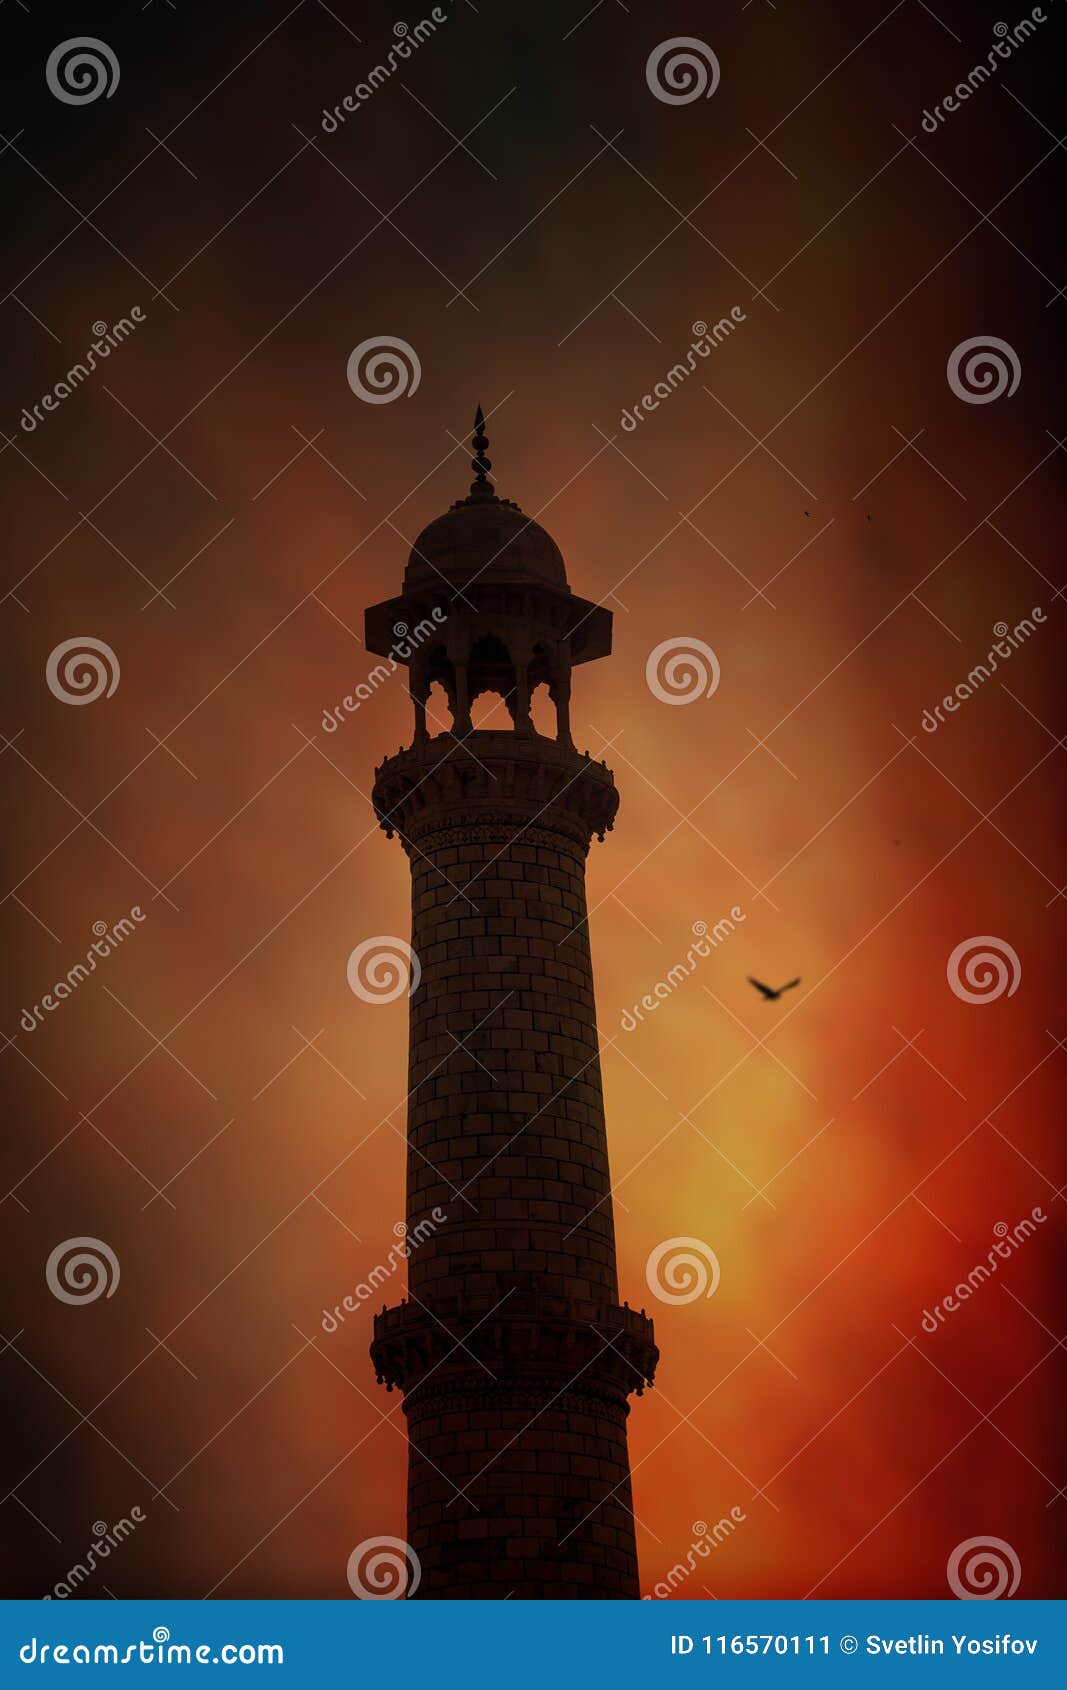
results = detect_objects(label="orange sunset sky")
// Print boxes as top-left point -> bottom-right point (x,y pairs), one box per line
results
1,0 -> 1063,1598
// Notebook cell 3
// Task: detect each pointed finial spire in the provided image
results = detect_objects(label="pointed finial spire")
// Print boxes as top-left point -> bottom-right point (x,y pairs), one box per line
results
469,403 -> 494,500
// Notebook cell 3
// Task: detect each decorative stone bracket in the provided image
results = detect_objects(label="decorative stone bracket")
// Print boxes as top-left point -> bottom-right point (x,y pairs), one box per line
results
372,731 -> 620,852
371,1292 -> 658,1411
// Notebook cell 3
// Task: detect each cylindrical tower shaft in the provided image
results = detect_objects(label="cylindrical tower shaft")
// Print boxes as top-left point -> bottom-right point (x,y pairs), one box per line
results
370,735 -> 656,1598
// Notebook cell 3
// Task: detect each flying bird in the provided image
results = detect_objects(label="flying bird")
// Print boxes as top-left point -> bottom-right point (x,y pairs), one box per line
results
747,975 -> 800,1002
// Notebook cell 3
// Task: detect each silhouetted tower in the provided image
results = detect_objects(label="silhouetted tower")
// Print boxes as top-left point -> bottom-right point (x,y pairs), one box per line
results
366,409 -> 657,1599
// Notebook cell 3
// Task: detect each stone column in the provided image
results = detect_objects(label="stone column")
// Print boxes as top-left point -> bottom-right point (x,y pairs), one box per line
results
370,733 -> 657,1599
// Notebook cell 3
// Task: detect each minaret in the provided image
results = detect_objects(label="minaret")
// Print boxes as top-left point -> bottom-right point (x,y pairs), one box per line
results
366,409 -> 657,1599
